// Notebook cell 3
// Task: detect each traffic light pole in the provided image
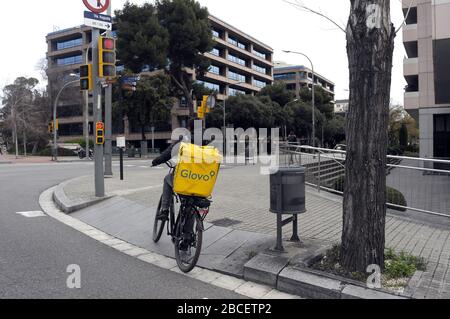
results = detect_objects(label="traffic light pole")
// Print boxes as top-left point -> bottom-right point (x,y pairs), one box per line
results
104,3 -> 113,177
92,28 -> 105,197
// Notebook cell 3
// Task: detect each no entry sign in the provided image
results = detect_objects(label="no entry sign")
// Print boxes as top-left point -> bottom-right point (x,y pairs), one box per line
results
83,0 -> 110,14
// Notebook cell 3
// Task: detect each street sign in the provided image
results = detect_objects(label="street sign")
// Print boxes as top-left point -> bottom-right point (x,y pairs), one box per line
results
116,136 -> 126,148
84,11 -> 112,30
83,0 -> 110,14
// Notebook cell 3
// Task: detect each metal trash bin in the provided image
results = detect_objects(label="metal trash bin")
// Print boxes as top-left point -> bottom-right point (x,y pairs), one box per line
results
269,167 -> 306,251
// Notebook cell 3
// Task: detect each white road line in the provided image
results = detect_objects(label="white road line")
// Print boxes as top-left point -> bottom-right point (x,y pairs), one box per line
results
16,211 -> 46,218
38,187 -> 301,300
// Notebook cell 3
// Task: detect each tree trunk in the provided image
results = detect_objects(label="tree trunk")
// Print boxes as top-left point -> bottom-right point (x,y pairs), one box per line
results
341,0 -> 395,272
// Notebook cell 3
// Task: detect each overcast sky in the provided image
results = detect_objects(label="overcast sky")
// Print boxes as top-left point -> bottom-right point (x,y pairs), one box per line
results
0,0 -> 406,104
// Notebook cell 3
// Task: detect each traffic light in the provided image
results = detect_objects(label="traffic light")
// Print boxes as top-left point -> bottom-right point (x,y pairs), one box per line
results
96,122 -> 105,145
98,36 -> 116,78
79,64 -> 93,91
48,120 -> 59,133
197,95 -> 209,119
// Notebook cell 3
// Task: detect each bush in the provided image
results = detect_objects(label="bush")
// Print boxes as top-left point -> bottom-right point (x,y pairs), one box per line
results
332,176 -> 407,211
386,187 -> 407,211
384,248 -> 426,279
65,138 -> 94,149
37,147 -> 77,157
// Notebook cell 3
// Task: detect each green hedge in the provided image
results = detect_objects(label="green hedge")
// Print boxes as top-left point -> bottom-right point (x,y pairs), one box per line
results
37,147 -> 77,157
332,176 -> 407,211
65,138 -> 94,149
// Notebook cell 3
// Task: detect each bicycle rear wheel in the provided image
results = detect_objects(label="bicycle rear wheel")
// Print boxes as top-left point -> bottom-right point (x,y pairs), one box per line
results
174,212 -> 203,273
152,196 -> 166,243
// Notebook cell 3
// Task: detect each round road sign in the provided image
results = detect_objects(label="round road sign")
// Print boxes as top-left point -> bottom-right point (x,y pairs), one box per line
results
83,0 -> 110,14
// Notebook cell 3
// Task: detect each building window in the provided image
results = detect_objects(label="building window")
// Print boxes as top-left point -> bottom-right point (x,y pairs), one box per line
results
56,55 -> 83,66
56,38 -> 83,51
228,70 -> 246,82
286,84 -> 296,91
229,88 -> 246,96
209,65 -> 220,75
210,48 -> 220,57
253,49 -> 266,60
253,79 -> 266,88
197,80 -> 220,92
228,53 -> 246,66
212,29 -> 220,38
227,36 -> 246,49
274,72 -> 296,80
252,64 -> 266,74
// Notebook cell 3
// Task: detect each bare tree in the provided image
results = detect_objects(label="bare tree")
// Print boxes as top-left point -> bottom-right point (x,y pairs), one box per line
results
283,0 -> 399,272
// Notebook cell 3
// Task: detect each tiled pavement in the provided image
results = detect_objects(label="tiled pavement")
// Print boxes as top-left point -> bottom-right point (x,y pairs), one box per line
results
63,163 -> 450,298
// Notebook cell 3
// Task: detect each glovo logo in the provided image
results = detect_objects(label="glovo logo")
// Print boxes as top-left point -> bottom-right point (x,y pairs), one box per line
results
180,170 -> 216,182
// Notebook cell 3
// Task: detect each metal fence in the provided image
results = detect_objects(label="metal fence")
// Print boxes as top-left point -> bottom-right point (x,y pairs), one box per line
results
279,143 -> 450,218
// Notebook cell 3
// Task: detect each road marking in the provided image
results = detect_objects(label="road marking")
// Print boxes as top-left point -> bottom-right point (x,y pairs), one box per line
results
16,211 -> 46,218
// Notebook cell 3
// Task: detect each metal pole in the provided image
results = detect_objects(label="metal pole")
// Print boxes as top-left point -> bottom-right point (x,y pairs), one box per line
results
104,3 -> 113,176
85,47 -> 91,161
53,80 -> 78,162
312,64 -> 315,148
93,28 -> 105,197
223,98 -> 226,153
120,147 -> 124,181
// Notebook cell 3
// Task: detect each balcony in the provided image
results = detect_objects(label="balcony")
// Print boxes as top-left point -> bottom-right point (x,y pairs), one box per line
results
403,24 -> 418,43
403,57 -> 418,76
404,92 -> 419,110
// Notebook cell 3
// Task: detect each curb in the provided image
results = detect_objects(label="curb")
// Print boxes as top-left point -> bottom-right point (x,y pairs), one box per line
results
53,178 -> 114,214
243,256 -> 410,299
39,186 -> 301,300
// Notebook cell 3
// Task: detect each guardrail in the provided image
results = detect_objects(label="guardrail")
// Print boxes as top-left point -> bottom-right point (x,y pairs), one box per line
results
279,143 -> 450,218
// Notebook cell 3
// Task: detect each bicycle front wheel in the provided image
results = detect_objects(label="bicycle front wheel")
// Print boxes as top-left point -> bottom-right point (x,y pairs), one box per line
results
152,196 -> 166,243
174,213 -> 203,273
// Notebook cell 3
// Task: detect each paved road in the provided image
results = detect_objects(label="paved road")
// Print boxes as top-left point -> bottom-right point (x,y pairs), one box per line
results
0,162 -> 244,299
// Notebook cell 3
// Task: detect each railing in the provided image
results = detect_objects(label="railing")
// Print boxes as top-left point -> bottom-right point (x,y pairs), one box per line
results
279,143 -> 450,218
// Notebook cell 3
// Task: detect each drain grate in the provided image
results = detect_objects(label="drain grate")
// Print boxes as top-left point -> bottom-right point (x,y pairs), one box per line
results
211,218 -> 242,227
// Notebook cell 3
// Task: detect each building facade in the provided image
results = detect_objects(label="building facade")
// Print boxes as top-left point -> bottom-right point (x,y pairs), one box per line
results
334,99 -> 349,115
402,0 -> 450,162
45,15 -> 273,147
273,62 -> 335,101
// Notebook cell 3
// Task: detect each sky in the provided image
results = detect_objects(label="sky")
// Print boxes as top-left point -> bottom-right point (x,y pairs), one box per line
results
0,0 -> 406,105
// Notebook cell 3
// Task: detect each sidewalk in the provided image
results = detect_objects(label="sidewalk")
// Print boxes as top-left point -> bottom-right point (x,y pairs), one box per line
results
56,164 -> 450,299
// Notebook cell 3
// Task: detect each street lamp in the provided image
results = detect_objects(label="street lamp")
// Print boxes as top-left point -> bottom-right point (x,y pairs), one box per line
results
223,81 -> 246,152
283,50 -> 316,147
53,74 -> 80,161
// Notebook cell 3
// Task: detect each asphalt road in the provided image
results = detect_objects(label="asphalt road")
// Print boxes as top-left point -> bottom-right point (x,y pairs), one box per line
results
0,161 -> 244,299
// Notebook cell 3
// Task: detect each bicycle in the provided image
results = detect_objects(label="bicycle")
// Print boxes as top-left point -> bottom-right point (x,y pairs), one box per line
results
153,161 -> 212,273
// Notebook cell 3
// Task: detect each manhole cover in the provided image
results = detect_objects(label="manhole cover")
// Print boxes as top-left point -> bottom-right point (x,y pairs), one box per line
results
211,218 -> 242,227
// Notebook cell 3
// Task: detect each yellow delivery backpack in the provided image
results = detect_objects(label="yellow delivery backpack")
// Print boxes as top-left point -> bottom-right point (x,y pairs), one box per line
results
173,143 -> 223,198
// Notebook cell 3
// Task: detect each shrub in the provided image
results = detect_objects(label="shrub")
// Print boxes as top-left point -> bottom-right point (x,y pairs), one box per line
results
65,138 -> 94,149
332,176 -> 407,211
384,248 -> 426,279
37,147 -> 77,157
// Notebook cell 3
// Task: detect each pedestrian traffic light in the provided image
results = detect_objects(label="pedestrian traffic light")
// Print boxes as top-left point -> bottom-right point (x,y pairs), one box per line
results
96,122 -> 105,145
79,64 -> 93,91
98,36 -> 116,78
48,121 -> 53,134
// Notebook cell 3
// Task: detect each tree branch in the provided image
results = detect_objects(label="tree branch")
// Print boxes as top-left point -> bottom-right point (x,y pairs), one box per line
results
395,0 -> 414,34
282,0 -> 346,34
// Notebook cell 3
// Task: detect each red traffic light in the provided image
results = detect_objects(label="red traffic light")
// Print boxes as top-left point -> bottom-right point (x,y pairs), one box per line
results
102,38 -> 115,50
96,122 -> 105,130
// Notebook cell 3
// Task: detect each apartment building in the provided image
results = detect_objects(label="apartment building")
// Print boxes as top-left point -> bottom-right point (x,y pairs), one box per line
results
402,0 -> 450,163
273,62 -> 335,100
45,15 -> 274,146
334,99 -> 349,115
